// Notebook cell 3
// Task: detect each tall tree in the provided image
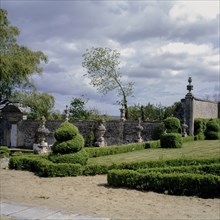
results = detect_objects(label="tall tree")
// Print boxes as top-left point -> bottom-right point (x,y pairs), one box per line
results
69,96 -> 90,120
0,9 -> 47,103
82,47 -> 134,119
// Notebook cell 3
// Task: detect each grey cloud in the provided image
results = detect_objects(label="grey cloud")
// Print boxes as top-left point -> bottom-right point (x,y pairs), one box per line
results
1,1 -> 219,114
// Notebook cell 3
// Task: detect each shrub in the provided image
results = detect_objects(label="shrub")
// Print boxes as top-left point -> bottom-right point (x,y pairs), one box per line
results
83,164 -> 109,175
205,120 -> 220,140
160,133 -> 182,148
9,155 -> 82,177
194,133 -> 205,141
44,163 -> 82,177
194,118 -> 207,136
52,121 -> 85,154
114,158 -> 220,171
107,169 -> 220,198
0,146 -> 9,158
85,128 -> 95,147
182,136 -> 194,143
138,163 -> 220,176
54,121 -> 79,142
85,143 -> 146,158
145,140 -> 160,149
164,117 -> 181,134
152,123 -> 165,140
48,149 -> 89,165
52,133 -> 84,154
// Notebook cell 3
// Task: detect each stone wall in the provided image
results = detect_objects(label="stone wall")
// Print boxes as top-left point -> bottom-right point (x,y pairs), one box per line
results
183,95 -> 219,135
193,98 -> 219,119
0,118 -> 160,149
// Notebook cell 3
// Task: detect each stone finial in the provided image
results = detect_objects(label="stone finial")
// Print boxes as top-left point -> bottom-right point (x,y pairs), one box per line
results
120,104 -> 126,122
64,105 -> 69,121
187,77 -> 193,94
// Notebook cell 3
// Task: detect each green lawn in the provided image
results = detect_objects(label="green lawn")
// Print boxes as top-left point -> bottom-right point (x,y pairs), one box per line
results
87,140 -> 220,166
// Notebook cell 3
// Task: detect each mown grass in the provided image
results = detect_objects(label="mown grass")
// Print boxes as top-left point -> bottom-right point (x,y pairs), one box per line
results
87,140 -> 220,166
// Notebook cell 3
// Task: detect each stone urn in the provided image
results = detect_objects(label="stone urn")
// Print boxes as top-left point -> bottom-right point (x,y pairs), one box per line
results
33,116 -> 50,154
95,119 -> 107,147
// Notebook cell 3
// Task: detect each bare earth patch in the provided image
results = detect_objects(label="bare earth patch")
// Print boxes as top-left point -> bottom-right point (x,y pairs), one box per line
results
0,169 -> 219,219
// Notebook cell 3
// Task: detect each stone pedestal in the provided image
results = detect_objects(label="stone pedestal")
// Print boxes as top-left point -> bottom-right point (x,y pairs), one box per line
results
135,118 -> 143,143
33,116 -> 50,154
95,119 -> 107,147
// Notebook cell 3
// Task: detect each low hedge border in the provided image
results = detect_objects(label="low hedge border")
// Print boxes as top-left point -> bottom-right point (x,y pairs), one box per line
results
83,157 -> 220,176
85,142 -> 146,158
107,169 -> 220,198
9,154 -> 220,177
137,163 -> 220,176
9,155 -> 82,177
113,157 -> 220,171
48,150 -> 89,165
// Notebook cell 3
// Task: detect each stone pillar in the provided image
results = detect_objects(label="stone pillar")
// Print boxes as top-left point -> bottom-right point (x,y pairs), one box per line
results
184,77 -> 194,135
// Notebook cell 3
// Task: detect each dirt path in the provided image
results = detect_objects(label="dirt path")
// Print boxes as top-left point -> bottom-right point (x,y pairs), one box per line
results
1,169 -> 219,219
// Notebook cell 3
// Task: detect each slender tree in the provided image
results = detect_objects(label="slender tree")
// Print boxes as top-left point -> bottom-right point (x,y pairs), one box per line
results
82,47 -> 134,119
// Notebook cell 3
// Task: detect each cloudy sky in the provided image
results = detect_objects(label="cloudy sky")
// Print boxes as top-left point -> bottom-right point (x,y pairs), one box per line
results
2,0 -> 219,116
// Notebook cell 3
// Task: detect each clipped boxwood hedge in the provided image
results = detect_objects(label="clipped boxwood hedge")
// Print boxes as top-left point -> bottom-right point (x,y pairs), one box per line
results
0,146 -> 9,158
138,163 -> 220,176
194,118 -> 220,140
83,164 -> 109,176
9,155 -> 82,177
85,142 -> 146,158
145,140 -> 160,149
205,120 -> 220,140
83,157 -> 220,176
107,169 -> 220,198
113,157 -> 220,171
160,133 -> 182,148
48,150 -> 89,165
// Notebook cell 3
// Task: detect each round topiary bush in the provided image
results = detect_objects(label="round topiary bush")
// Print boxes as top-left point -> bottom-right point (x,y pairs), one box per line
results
160,133 -> 183,148
54,121 -> 79,142
164,117 -> 182,134
152,123 -> 166,140
204,120 -> 220,140
52,121 -> 84,154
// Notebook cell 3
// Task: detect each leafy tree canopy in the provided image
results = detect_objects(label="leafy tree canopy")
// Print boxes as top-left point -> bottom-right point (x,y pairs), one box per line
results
0,9 -> 47,102
128,102 -> 183,121
13,90 -> 55,120
82,47 -> 134,119
69,96 -> 110,121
